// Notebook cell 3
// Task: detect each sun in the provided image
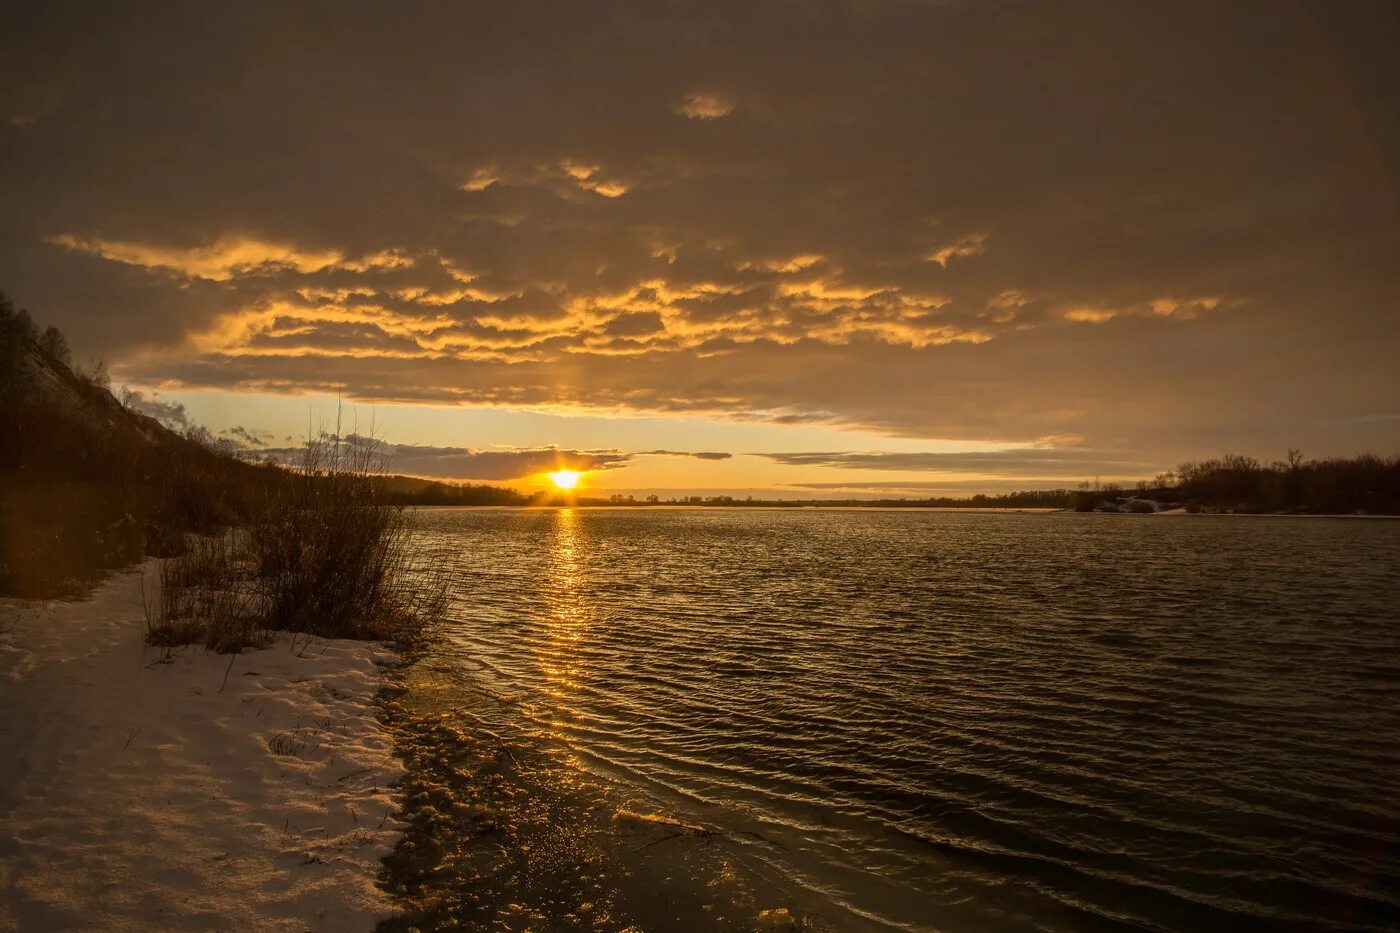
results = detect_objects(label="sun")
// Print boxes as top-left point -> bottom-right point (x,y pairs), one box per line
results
548,469 -> 581,490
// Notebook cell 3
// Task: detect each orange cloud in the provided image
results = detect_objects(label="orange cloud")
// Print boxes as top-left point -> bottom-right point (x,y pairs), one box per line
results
558,160 -> 630,197
738,254 -> 824,273
926,233 -> 989,267
461,168 -> 500,191
1063,296 -> 1227,324
47,233 -> 346,281
1064,307 -> 1118,323
1150,296 -> 1222,318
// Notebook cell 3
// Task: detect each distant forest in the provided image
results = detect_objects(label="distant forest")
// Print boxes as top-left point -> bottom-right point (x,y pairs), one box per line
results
372,476 -> 529,506
1070,451 -> 1400,515
382,460 -> 1400,514
1168,452 -> 1399,514
573,489 -> 1076,509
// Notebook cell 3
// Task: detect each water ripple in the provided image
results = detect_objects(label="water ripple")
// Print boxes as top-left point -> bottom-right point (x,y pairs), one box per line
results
412,508 -> 1400,931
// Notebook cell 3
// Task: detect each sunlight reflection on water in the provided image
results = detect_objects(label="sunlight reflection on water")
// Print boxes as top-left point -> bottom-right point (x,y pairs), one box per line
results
411,508 -> 1400,932
540,508 -> 588,703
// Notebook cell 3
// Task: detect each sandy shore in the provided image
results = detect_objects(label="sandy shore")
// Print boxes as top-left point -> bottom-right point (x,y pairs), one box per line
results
0,564 -> 408,932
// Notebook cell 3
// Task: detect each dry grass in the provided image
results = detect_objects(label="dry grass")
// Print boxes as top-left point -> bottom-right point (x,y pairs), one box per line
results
147,532 -> 267,653
267,731 -> 309,757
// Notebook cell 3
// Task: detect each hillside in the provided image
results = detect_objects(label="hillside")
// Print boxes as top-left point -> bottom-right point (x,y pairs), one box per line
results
1,297 -> 275,595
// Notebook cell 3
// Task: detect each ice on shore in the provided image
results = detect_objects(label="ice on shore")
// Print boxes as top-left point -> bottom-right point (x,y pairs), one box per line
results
0,563 -> 407,932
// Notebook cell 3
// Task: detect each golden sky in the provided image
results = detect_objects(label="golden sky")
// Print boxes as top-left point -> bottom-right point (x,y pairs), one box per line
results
2,2 -> 1397,495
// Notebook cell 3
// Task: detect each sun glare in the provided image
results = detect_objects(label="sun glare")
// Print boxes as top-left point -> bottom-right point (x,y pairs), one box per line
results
549,470 -> 581,490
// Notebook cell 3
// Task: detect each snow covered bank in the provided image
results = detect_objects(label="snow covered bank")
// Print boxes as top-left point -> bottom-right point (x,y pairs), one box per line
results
0,563 -> 407,932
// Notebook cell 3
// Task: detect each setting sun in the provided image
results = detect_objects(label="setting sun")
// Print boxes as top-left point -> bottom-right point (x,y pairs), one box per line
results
548,469 -> 581,490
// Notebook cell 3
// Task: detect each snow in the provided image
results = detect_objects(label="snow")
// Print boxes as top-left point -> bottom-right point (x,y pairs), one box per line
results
0,562 -> 407,932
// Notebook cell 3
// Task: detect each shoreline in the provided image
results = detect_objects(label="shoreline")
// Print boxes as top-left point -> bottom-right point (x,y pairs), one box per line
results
377,650 -> 830,932
0,561 -> 820,932
0,564 -> 408,932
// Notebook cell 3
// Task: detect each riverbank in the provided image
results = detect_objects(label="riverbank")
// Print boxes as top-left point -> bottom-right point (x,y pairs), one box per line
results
0,564 -> 407,932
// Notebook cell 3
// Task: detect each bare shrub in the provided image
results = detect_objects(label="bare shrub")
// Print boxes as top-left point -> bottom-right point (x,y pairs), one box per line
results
246,431 -> 445,644
146,428 -> 446,653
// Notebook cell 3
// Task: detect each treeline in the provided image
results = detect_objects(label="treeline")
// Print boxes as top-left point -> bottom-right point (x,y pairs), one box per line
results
1069,451 -> 1400,514
372,475 -> 529,506
584,489 -> 1075,508
858,489 -> 1073,509
1172,452 -> 1400,514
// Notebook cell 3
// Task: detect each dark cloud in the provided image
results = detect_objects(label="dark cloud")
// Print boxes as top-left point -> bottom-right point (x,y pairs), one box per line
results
641,450 -> 732,461
253,438 -> 735,479
760,450 -> 1155,478
789,479 -> 1090,495
2,1 -> 1398,463
251,437 -> 734,479
257,437 -> 631,481
222,425 -> 271,449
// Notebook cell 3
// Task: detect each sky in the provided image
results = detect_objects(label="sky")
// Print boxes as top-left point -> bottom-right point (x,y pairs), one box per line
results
2,1 -> 1397,497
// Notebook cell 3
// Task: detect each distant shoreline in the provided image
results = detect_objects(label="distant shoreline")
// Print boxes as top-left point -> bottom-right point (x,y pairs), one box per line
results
407,504 -> 1067,513
1151,509 -> 1400,519
405,504 -> 1400,518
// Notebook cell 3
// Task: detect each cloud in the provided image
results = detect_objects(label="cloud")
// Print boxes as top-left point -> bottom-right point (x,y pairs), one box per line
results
926,233 -> 988,268
256,437 -> 633,481
558,160 -> 630,198
371,442 -> 631,480
120,388 -> 192,431
456,159 -> 636,203
788,479 -> 1087,495
46,234 -> 348,282
760,449 -> 1155,478
222,425 -> 272,448
3,2 -> 1397,464
676,92 -> 733,119
736,254 -> 824,274
251,439 -> 733,479
640,449 -> 732,460
1063,307 -> 1118,324
1063,296 -> 1228,324
120,389 -> 273,451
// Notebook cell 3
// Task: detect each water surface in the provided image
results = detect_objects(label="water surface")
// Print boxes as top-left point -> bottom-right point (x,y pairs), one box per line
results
411,508 -> 1400,931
